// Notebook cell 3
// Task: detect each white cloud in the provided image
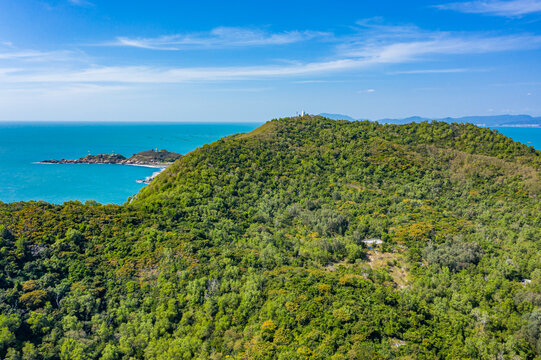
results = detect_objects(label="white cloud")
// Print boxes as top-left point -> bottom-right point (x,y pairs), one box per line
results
340,34 -> 541,62
436,0 -> 541,17
0,49 -> 81,62
358,89 -> 376,93
389,68 -> 474,74
0,60 -> 369,83
355,19 -> 426,39
204,87 -> 272,92
0,83 -> 128,96
109,27 -> 331,50
2,23 -> 541,86
0,67 -> 21,74
354,20 -> 529,57
68,0 -> 94,7
0,51 -> 57,60
491,81 -> 541,86
293,80 -> 350,84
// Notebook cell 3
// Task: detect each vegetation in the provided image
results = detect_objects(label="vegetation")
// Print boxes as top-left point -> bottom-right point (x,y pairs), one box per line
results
1,116 -> 540,359
127,149 -> 182,164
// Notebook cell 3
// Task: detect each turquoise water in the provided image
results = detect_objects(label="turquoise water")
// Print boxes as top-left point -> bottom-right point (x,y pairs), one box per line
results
0,123 -> 538,205
494,127 -> 541,150
0,123 -> 259,204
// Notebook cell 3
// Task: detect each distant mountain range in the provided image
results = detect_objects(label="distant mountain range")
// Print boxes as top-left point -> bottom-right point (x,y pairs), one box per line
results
319,113 -> 541,127
318,113 -> 358,122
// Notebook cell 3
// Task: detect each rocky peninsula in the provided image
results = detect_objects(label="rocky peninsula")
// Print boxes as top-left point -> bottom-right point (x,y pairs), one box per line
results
41,149 -> 182,184
41,149 -> 182,167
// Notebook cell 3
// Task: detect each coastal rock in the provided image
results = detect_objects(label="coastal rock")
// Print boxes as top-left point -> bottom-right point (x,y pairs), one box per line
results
41,149 -> 182,166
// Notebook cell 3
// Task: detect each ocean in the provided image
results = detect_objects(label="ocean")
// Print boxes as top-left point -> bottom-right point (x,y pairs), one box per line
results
0,123 -> 539,205
493,127 -> 541,150
0,123 -> 260,204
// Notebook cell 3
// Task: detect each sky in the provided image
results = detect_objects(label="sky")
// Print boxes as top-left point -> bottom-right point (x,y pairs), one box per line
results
0,0 -> 541,122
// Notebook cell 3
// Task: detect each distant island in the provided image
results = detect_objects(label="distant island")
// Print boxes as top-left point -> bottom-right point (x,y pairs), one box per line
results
41,149 -> 182,167
319,113 -> 541,127
41,149 -> 182,184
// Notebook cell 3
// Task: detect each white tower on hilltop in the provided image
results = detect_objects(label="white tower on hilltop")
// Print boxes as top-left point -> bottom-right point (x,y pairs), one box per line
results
301,110 -> 305,117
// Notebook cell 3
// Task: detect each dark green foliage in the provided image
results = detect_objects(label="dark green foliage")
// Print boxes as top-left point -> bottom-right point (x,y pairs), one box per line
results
423,237 -> 483,272
0,116 -> 540,359
524,309 -> 541,354
127,149 -> 182,163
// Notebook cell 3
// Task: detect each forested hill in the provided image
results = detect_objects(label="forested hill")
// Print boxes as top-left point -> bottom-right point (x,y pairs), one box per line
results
1,116 -> 540,359
135,116 -> 540,206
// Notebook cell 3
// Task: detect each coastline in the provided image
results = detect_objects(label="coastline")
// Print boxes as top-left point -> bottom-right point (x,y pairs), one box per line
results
37,161 -> 172,168
136,167 -> 167,184
125,163 -> 171,169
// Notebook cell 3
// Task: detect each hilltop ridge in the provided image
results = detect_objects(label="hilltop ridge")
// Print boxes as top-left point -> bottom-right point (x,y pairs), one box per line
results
136,115 -> 540,203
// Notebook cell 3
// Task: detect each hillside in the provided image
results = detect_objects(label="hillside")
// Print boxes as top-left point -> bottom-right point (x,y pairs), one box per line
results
1,116 -> 540,359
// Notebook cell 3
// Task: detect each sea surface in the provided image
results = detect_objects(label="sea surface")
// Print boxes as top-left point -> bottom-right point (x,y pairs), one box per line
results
493,127 -> 541,150
0,122 -> 259,204
0,123 -> 539,205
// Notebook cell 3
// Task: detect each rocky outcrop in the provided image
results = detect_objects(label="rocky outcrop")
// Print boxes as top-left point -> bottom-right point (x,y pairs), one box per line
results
42,154 -> 127,164
41,149 -> 182,166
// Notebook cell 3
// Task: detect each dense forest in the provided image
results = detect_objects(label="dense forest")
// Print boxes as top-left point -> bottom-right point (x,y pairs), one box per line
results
1,116 -> 540,359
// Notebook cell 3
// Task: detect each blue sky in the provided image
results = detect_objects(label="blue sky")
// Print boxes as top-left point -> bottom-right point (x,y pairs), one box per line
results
1,0 -> 541,122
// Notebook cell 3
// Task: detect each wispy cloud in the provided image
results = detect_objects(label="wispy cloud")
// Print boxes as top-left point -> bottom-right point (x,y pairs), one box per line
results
3,23 -> 541,85
490,81 -> 541,86
0,60 -> 369,83
0,83 -> 130,101
204,87 -> 272,92
340,32 -> 541,62
68,0 -> 94,7
355,19 -> 426,39
0,47 -> 84,62
436,0 -> 541,17
0,68 -> 21,75
106,27 -> 330,50
389,68 -> 476,74
292,80 -> 350,84
358,89 -> 376,93
0,50 -> 69,61
337,21 -> 541,69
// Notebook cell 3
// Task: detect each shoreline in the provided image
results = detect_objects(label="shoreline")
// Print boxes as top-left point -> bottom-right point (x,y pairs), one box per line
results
136,167 -> 167,184
125,163 -> 171,169
36,161 -> 171,168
